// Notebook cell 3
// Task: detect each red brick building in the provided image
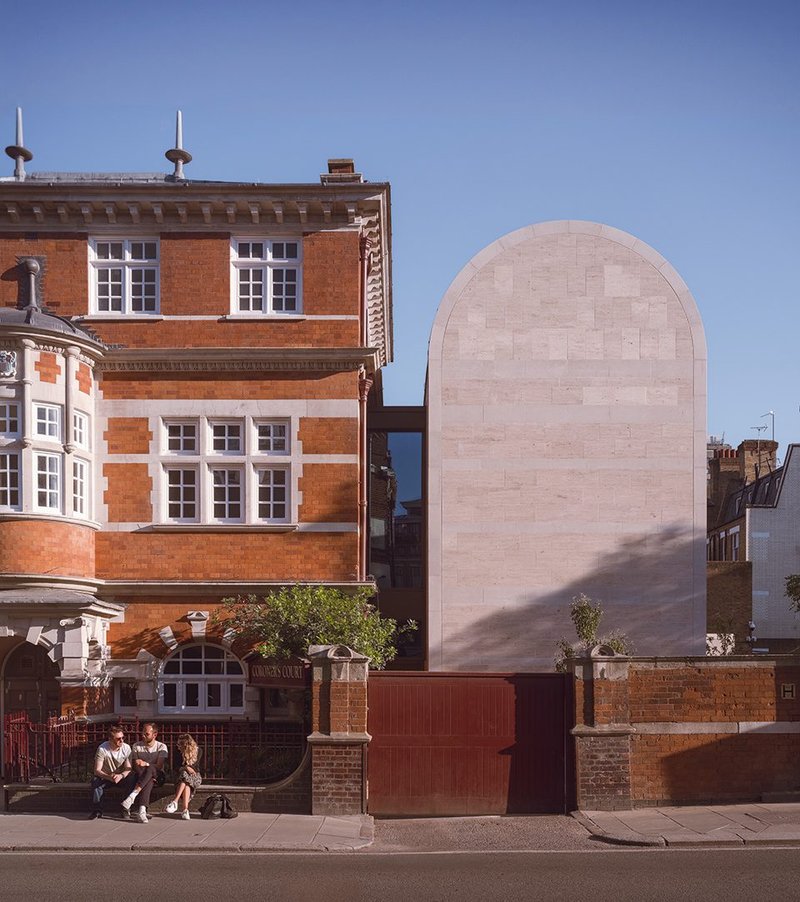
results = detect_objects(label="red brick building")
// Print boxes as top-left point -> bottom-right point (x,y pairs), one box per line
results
0,128 -> 391,726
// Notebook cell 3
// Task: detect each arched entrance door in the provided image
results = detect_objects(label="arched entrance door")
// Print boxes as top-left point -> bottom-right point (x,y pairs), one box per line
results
3,643 -> 60,722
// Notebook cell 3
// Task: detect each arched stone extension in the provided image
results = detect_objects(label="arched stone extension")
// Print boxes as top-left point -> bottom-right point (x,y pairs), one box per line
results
427,221 -> 707,671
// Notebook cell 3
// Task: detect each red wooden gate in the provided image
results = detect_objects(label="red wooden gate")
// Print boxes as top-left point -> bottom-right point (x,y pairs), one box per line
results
367,672 -> 572,816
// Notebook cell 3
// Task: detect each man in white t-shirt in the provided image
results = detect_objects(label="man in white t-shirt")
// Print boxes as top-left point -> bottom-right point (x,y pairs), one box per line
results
89,726 -> 134,819
120,722 -> 168,824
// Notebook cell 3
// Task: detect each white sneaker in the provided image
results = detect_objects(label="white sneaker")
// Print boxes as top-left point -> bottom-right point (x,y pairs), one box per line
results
165,800 -> 178,814
135,807 -> 148,824
181,810 -> 190,820
121,794 -> 137,812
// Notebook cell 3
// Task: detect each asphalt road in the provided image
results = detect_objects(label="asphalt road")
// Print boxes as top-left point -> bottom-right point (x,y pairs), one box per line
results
1,850 -> 800,902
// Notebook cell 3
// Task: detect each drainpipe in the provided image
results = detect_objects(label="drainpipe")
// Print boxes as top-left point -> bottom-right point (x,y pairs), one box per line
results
358,237 -> 373,582
358,370 -> 372,582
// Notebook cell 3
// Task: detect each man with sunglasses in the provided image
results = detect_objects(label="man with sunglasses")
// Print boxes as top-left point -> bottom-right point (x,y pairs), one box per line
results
88,726 -> 134,819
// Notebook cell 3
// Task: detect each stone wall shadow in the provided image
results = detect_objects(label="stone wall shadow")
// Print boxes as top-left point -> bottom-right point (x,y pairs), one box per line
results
443,525 -> 703,669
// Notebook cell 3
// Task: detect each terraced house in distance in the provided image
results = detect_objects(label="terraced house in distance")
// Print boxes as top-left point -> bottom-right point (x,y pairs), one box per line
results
0,110 -> 391,734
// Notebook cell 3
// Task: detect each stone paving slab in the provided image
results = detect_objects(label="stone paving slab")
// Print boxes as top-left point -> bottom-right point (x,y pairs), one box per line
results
0,811 -> 373,852
576,804 -> 800,848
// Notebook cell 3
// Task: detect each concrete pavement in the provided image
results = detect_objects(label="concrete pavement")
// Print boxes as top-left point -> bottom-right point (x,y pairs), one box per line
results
5,802 -> 800,852
0,810 -> 373,852
575,802 -> 800,847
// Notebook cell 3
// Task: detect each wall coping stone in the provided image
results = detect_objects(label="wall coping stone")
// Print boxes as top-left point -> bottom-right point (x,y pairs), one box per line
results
572,724 -> 636,737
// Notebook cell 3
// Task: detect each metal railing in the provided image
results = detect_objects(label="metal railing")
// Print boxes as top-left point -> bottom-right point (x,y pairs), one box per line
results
3,714 -> 306,785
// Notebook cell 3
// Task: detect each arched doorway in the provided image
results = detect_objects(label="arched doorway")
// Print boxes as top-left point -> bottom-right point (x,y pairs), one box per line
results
3,643 -> 60,722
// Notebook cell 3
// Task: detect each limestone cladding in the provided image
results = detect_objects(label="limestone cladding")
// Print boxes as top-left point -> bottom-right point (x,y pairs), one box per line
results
748,444 -> 800,641
428,221 -> 707,671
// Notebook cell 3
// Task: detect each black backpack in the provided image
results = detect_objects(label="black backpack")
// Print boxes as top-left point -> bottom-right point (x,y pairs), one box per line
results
199,793 -> 238,820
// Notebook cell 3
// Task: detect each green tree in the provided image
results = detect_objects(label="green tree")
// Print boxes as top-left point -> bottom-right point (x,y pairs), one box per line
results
785,575 -> 800,612
215,584 -> 416,670
554,593 -> 633,671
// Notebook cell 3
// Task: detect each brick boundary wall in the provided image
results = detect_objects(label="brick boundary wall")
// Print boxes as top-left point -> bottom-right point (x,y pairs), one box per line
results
570,652 -> 800,810
5,645 -> 370,816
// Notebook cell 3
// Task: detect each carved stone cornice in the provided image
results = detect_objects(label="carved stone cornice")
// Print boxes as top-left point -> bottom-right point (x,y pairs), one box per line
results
0,182 -> 388,233
0,327 -> 105,361
98,346 -> 381,375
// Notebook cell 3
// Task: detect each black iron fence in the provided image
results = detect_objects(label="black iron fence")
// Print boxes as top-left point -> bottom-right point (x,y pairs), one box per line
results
3,713 -> 306,785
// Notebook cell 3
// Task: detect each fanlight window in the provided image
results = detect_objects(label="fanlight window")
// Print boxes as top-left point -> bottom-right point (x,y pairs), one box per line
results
158,644 -> 245,715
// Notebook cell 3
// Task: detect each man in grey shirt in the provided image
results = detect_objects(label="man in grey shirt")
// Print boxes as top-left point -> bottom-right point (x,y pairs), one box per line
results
121,722 -> 168,823
89,726 -> 135,819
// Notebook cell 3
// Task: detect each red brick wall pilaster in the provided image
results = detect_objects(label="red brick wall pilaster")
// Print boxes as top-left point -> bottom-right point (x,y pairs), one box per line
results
571,655 -> 634,811
308,646 -> 369,815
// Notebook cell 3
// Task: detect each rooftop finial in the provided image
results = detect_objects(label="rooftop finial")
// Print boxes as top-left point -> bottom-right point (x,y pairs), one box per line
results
165,109 -> 192,180
5,107 -> 33,180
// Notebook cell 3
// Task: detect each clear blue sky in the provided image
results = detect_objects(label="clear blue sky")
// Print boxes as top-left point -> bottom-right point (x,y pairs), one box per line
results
4,0 -> 798,456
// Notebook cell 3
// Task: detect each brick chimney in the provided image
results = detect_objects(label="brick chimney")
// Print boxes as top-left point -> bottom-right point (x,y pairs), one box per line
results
707,439 -> 778,528
320,158 -> 364,185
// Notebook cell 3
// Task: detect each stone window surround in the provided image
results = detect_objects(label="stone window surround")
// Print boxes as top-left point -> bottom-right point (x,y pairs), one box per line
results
1,401 -> 94,521
88,237 -> 160,316
157,642 -> 246,716
229,237 -> 303,317
159,415 -> 294,526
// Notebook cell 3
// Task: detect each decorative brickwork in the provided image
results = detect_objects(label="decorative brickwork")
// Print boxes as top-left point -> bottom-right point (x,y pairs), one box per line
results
308,645 -> 369,816
90,319 -> 360,350
311,744 -> 365,814
0,234 -> 89,314
34,350 -> 61,383
0,519 -> 95,578
75,362 -> 92,394
298,463 -> 359,522
103,463 -> 152,522
298,417 -> 359,455
104,417 -> 153,454
100,370 -> 358,400
302,231 -> 361,316
95,532 -> 357,581
160,233 -> 230,316
572,654 -> 800,809
573,730 -> 632,810
59,685 -> 113,718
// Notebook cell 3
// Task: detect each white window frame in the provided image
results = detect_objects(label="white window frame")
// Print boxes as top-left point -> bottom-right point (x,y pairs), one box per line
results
73,410 -> 90,450
158,644 -> 246,715
89,238 -> 160,315
255,419 -> 289,454
164,420 -> 199,455
72,457 -> 89,519
164,466 -> 200,523
159,415 -> 295,526
35,404 -> 61,441
35,452 -> 61,512
730,527 -> 740,562
209,420 -> 243,454
0,402 -> 19,436
255,466 -> 290,523
0,451 -> 20,509
209,466 -> 244,523
230,238 -> 302,315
